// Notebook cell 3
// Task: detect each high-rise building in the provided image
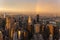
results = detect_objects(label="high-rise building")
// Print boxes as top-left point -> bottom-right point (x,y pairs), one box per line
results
4,13 -> 6,18
47,24 -> 54,35
34,24 -> 40,34
0,18 -> 6,40
0,18 -> 6,30
0,31 -> 3,40
6,16 -> 11,30
36,14 -> 39,23
27,16 -> 32,32
28,16 -> 32,25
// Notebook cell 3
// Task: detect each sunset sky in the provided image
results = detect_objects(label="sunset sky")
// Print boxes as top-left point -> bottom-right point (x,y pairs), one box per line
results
0,0 -> 60,15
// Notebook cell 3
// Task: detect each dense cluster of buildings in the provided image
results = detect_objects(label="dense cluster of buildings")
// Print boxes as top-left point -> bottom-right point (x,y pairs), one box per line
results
0,14 -> 60,40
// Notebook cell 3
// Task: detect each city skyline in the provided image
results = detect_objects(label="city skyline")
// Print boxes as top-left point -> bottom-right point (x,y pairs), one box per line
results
0,0 -> 60,15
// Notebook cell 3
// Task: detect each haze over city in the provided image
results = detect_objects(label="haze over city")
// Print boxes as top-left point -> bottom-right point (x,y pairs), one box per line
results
0,0 -> 60,16
0,0 -> 60,40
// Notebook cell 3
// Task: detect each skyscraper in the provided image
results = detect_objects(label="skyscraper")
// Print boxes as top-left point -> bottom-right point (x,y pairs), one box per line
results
36,14 -> 39,23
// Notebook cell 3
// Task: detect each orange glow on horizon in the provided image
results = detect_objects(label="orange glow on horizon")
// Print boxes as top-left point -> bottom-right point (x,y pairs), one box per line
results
0,4 -> 60,14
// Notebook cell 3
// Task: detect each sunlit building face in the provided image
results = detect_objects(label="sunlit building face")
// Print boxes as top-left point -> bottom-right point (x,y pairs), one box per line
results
28,16 -> 32,25
0,31 -> 2,33
18,31 -> 21,39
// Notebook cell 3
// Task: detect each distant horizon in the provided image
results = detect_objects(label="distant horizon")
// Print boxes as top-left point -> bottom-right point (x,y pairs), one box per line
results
0,11 -> 60,17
